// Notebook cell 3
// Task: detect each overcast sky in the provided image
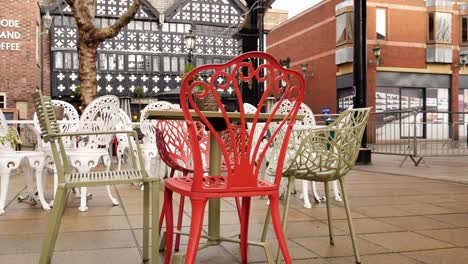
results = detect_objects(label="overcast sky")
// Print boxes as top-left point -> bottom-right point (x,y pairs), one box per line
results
271,0 -> 322,18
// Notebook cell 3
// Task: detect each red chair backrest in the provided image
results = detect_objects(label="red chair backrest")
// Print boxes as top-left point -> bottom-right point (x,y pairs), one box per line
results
180,51 -> 305,192
155,120 -> 209,174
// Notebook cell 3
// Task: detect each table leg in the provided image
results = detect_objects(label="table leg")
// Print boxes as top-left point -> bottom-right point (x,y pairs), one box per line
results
208,132 -> 221,243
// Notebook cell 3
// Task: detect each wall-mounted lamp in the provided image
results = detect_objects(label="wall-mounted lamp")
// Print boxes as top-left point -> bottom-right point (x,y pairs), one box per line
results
454,53 -> 468,69
369,46 -> 381,66
301,63 -> 314,78
40,10 -> 53,93
42,10 -> 53,33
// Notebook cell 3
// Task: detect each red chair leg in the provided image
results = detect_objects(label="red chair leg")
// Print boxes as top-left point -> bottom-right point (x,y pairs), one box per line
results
269,194 -> 292,264
240,197 -> 251,264
185,197 -> 207,264
235,197 -> 242,222
175,194 -> 185,251
159,168 -> 175,234
159,202 -> 166,234
164,188 -> 174,264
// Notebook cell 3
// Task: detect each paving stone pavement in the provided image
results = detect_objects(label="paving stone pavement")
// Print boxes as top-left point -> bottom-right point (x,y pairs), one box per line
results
1,154 -> 468,263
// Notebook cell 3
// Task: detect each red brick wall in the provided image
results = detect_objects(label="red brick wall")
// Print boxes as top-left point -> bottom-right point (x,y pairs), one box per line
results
267,0 -> 463,115
266,0 -> 339,114
0,0 -> 48,119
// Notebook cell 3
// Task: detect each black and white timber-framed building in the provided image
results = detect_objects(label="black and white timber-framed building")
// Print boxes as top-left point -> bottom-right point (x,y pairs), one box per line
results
47,0 -> 245,113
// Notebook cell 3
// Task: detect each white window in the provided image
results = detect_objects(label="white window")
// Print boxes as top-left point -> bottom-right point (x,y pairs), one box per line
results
99,53 -> 107,70
336,12 -> 353,45
0,93 -> 6,108
376,8 -> 386,40
64,52 -> 72,69
108,54 -> 116,70
428,12 -> 452,43
55,52 -> 63,69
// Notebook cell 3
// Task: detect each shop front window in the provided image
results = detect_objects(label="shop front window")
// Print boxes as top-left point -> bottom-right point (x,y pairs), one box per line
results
337,88 -> 354,112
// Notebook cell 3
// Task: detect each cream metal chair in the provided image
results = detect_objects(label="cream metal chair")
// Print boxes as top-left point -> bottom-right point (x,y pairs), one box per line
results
263,107 -> 371,264
0,110 -> 46,215
32,91 -> 159,264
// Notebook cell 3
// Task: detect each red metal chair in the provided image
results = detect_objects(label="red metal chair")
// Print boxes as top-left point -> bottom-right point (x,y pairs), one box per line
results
156,120 -> 242,251
163,51 -> 305,264
155,119 -> 208,252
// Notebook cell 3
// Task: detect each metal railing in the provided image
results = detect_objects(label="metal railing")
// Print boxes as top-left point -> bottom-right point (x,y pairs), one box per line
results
10,111 -> 468,167
367,110 -> 468,166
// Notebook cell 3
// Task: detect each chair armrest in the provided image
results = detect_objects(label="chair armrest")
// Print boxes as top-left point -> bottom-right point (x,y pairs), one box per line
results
56,130 -> 137,137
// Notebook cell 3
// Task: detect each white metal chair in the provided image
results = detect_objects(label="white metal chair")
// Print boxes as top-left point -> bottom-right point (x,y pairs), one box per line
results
243,103 -> 269,180
66,95 -> 121,211
115,108 -> 137,171
0,110 -> 46,215
139,101 -> 180,177
31,99 -> 80,207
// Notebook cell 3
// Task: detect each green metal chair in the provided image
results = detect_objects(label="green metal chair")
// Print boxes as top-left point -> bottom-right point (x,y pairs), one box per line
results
32,91 -> 160,264
262,107 -> 371,264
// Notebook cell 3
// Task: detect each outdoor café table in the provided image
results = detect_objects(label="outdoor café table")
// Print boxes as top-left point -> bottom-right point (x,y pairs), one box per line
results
145,109 -> 304,259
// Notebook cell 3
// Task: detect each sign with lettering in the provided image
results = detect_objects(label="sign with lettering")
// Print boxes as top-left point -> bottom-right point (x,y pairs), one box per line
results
0,19 -> 22,51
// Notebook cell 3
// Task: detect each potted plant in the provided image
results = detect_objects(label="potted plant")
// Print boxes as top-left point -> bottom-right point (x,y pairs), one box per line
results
183,64 -> 218,111
72,85 -> 82,99
133,86 -> 144,98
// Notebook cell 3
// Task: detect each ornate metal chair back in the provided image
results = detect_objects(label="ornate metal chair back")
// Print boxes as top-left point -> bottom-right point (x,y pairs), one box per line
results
180,51 -> 305,192
115,108 -> 134,146
33,99 -> 79,148
155,120 -> 209,174
32,91 -> 71,178
140,101 -> 180,145
77,95 -> 120,149
285,108 -> 371,181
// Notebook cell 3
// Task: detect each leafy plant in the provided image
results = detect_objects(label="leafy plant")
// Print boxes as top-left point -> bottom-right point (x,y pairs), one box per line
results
133,86 -> 144,98
72,85 -> 82,98
182,64 -> 204,93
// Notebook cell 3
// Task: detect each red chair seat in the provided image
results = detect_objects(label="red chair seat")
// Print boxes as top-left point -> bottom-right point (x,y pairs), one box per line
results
165,176 -> 277,197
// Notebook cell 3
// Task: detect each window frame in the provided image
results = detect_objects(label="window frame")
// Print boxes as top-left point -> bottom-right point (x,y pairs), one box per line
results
0,92 -> 6,109
336,11 -> 354,47
427,11 -> 452,44
376,7 -> 387,40
54,52 -> 63,69
64,52 -> 72,69
461,16 -> 468,45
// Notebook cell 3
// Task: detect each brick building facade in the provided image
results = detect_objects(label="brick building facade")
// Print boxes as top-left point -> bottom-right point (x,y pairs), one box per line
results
0,0 -> 50,119
266,0 -> 468,125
